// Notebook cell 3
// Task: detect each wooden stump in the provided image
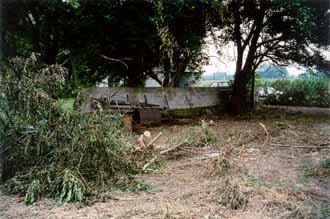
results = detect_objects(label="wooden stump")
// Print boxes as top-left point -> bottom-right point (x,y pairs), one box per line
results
122,114 -> 133,135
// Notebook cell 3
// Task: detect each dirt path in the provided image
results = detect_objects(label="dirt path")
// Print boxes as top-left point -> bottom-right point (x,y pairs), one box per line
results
1,111 -> 329,219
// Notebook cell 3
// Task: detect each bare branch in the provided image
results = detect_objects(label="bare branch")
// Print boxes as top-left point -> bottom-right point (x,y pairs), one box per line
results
100,55 -> 130,70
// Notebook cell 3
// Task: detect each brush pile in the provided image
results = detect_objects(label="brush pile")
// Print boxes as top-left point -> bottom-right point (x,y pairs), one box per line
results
0,55 -> 138,204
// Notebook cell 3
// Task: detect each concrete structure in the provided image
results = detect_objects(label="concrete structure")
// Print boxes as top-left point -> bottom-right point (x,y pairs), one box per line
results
81,87 -> 231,113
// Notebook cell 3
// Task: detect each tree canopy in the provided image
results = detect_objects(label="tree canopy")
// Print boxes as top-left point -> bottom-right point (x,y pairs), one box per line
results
2,0 -> 222,87
1,0 -> 329,113
211,0 -> 330,114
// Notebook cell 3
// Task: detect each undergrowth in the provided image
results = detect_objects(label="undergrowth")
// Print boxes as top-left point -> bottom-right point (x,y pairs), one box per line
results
262,77 -> 330,107
0,54 -> 139,205
184,126 -> 218,147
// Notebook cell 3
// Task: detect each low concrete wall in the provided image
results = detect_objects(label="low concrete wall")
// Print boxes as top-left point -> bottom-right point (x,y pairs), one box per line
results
81,87 -> 231,113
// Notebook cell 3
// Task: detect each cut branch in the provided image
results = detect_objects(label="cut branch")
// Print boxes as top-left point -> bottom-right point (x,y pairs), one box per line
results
259,122 -> 269,146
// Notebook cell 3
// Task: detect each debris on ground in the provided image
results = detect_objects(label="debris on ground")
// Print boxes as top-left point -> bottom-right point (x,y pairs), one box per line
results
262,201 -> 313,219
208,155 -> 231,177
214,177 -> 248,210
1,109 -> 330,218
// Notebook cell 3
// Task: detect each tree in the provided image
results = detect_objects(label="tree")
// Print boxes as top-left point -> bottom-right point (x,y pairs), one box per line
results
213,0 -> 330,114
156,0 -> 220,87
148,0 -> 223,87
104,0 -> 161,87
257,64 -> 288,79
2,0 -> 73,64
2,0 -> 158,86
2,0 -> 223,88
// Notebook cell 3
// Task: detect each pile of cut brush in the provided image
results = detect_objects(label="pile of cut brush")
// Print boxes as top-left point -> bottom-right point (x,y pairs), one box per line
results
0,55 -> 139,205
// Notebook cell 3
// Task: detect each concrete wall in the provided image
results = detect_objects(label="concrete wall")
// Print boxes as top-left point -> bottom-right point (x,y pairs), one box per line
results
81,87 -> 231,113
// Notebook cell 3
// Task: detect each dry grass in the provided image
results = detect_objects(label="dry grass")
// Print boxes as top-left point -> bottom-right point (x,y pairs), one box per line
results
261,201 -> 313,219
214,177 -> 248,210
0,110 -> 329,218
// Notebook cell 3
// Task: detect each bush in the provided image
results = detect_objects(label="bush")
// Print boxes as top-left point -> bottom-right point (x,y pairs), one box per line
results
185,126 -> 218,147
0,55 -> 137,204
262,77 -> 330,107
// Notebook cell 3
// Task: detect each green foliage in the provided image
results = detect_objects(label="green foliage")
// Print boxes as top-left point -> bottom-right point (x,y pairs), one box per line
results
320,159 -> 330,169
24,179 -> 42,205
320,207 -> 330,219
52,169 -> 85,203
3,0 -> 223,87
263,77 -> 330,107
59,98 -> 75,112
304,159 -> 330,178
185,126 -> 218,147
0,55 -> 138,204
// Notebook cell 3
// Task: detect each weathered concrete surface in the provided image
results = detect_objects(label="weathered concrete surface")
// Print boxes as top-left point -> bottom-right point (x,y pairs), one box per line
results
81,87 -> 231,113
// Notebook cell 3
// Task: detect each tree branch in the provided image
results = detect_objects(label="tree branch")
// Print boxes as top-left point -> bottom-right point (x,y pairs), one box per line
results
100,55 -> 131,70
242,21 -> 257,50
233,1 -> 243,72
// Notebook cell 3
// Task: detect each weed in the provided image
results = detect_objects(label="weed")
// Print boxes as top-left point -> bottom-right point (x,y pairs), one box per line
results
209,156 -> 231,177
24,179 -> 41,205
304,159 -> 330,178
320,207 -> 330,219
184,126 -> 218,147
215,177 -> 248,210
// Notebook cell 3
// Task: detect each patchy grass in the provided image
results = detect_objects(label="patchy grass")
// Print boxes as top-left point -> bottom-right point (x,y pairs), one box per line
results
304,159 -> 330,178
184,126 -> 218,147
320,206 -> 330,219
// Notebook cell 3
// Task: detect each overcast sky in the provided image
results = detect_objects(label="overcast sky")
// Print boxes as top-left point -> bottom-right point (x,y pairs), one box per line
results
202,36 -> 306,77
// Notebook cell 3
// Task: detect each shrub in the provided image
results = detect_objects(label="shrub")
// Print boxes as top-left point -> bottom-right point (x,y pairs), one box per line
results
0,55 -> 137,204
262,76 -> 330,107
185,126 -> 218,147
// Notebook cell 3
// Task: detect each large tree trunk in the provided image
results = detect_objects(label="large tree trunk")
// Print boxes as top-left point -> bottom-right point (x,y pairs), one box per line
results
229,4 -> 265,115
230,69 -> 250,115
126,72 -> 145,87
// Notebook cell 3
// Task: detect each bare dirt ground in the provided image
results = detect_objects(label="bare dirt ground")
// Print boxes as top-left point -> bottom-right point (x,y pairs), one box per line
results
1,108 -> 329,219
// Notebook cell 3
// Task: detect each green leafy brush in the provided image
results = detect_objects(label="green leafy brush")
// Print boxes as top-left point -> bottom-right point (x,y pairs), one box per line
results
0,55 -> 139,205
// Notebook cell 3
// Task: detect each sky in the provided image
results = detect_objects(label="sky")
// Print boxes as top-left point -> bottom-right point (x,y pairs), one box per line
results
202,36 -> 306,77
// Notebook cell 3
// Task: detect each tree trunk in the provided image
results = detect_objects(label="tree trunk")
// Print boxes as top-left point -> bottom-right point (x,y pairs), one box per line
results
230,69 -> 249,115
250,71 -> 255,109
126,72 -> 145,87
230,5 -> 265,115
